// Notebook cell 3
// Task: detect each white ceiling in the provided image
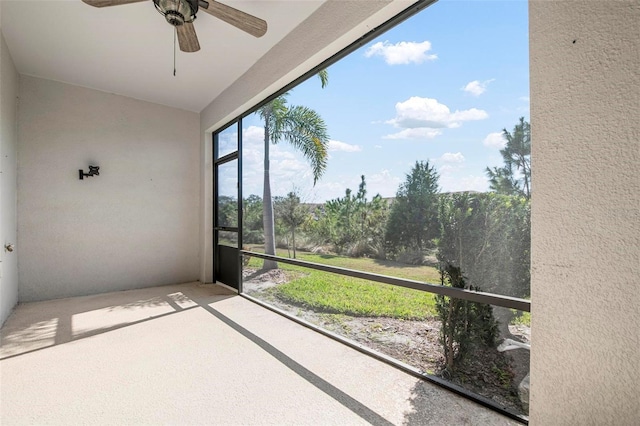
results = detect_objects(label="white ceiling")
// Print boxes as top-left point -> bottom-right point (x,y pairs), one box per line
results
1,0 -> 325,112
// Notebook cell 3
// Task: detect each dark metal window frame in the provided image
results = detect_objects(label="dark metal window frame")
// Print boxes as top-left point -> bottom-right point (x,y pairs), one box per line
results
213,120 -> 243,290
212,0 -> 529,422
212,0 -> 530,313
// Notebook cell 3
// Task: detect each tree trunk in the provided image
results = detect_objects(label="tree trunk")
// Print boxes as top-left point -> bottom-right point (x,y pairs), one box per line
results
292,227 -> 296,259
285,236 -> 291,258
262,118 -> 278,270
523,160 -> 531,199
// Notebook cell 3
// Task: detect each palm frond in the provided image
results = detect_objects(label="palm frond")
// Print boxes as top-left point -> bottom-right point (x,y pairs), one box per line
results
317,69 -> 329,88
281,105 -> 329,184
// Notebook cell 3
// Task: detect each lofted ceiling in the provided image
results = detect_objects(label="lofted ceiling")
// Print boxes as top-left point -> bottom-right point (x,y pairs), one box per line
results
0,0 -> 325,112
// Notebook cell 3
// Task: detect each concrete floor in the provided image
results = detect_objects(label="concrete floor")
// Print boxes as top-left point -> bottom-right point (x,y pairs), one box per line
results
0,282 -> 519,425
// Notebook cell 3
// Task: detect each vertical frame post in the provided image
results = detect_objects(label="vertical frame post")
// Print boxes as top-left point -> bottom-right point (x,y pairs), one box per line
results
237,118 -> 244,293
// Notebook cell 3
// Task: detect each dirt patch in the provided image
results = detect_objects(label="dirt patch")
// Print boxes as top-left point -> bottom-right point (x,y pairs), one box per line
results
242,268 -> 288,291
243,268 -> 529,415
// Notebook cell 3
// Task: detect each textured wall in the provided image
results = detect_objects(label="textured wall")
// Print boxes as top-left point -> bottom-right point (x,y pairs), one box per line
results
18,77 -> 201,301
529,1 -> 640,424
0,29 -> 19,325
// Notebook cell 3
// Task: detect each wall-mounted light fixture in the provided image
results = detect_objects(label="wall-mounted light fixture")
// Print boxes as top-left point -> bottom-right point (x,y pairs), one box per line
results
79,165 -> 100,180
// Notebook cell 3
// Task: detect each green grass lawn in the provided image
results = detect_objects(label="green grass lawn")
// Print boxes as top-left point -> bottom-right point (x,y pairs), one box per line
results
244,245 -> 441,282
244,248 -> 438,320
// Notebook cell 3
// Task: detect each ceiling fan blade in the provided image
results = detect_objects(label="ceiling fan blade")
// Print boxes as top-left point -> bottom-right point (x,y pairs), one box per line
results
82,0 -> 148,7
177,22 -> 201,52
200,1 -> 267,38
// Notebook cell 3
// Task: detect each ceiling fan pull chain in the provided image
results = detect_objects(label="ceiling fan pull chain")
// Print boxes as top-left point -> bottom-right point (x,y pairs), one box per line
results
173,26 -> 177,76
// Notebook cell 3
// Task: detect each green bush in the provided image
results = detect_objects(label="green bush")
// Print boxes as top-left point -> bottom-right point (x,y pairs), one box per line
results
436,264 -> 498,371
437,192 -> 530,298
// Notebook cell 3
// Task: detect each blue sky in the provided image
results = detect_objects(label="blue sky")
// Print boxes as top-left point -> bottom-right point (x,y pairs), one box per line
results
239,0 -> 529,203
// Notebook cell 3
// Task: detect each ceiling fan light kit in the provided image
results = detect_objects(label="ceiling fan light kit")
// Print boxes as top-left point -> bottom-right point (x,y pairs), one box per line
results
82,0 -> 267,53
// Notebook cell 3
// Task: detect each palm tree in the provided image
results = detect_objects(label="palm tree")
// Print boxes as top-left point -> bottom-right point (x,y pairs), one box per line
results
258,72 -> 329,269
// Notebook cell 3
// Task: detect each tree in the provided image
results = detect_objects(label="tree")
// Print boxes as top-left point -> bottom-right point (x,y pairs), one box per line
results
274,191 -> 309,258
242,194 -> 264,244
352,178 -> 390,258
485,117 -> 531,199
258,71 -> 329,269
436,192 -> 530,298
385,161 -> 440,257
485,165 -> 520,196
217,195 -> 237,228
306,175 -> 389,257
437,192 -> 530,336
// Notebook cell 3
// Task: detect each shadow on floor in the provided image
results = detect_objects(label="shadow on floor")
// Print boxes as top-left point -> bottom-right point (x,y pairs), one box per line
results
0,282 -> 234,360
199,302 -> 395,426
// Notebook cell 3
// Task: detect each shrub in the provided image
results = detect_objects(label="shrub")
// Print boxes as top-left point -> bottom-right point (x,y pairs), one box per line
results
436,264 -> 498,371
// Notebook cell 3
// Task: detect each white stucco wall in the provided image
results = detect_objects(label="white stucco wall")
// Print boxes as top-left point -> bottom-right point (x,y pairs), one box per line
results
0,26 -> 19,325
529,1 -> 639,424
18,76 -> 201,301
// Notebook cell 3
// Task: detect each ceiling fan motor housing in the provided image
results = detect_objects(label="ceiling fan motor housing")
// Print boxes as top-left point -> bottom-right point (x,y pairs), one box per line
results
153,0 -> 199,26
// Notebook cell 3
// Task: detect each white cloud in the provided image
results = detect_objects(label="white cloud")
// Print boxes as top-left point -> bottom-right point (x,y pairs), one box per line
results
483,132 -> 507,148
367,169 -> 403,198
462,79 -> 495,96
308,180 -> 347,201
364,40 -> 437,65
243,125 -> 263,141
448,108 -> 488,124
383,128 -> 442,140
441,152 -> 465,163
241,126 -> 264,178
384,97 -> 488,140
438,153 -> 465,175
308,169 -> 402,201
241,125 -> 314,197
519,96 -> 530,102
328,140 -> 362,152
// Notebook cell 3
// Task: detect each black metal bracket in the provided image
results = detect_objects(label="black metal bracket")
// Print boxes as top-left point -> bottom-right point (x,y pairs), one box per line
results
79,165 -> 100,180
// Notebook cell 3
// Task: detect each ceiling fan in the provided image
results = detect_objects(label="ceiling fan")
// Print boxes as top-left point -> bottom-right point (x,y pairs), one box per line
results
82,0 -> 267,53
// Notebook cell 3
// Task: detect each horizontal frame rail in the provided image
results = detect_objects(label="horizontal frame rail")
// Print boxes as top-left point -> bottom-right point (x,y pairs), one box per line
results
214,151 -> 238,165
241,251 -> 530,312
215,226 -> 239,233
